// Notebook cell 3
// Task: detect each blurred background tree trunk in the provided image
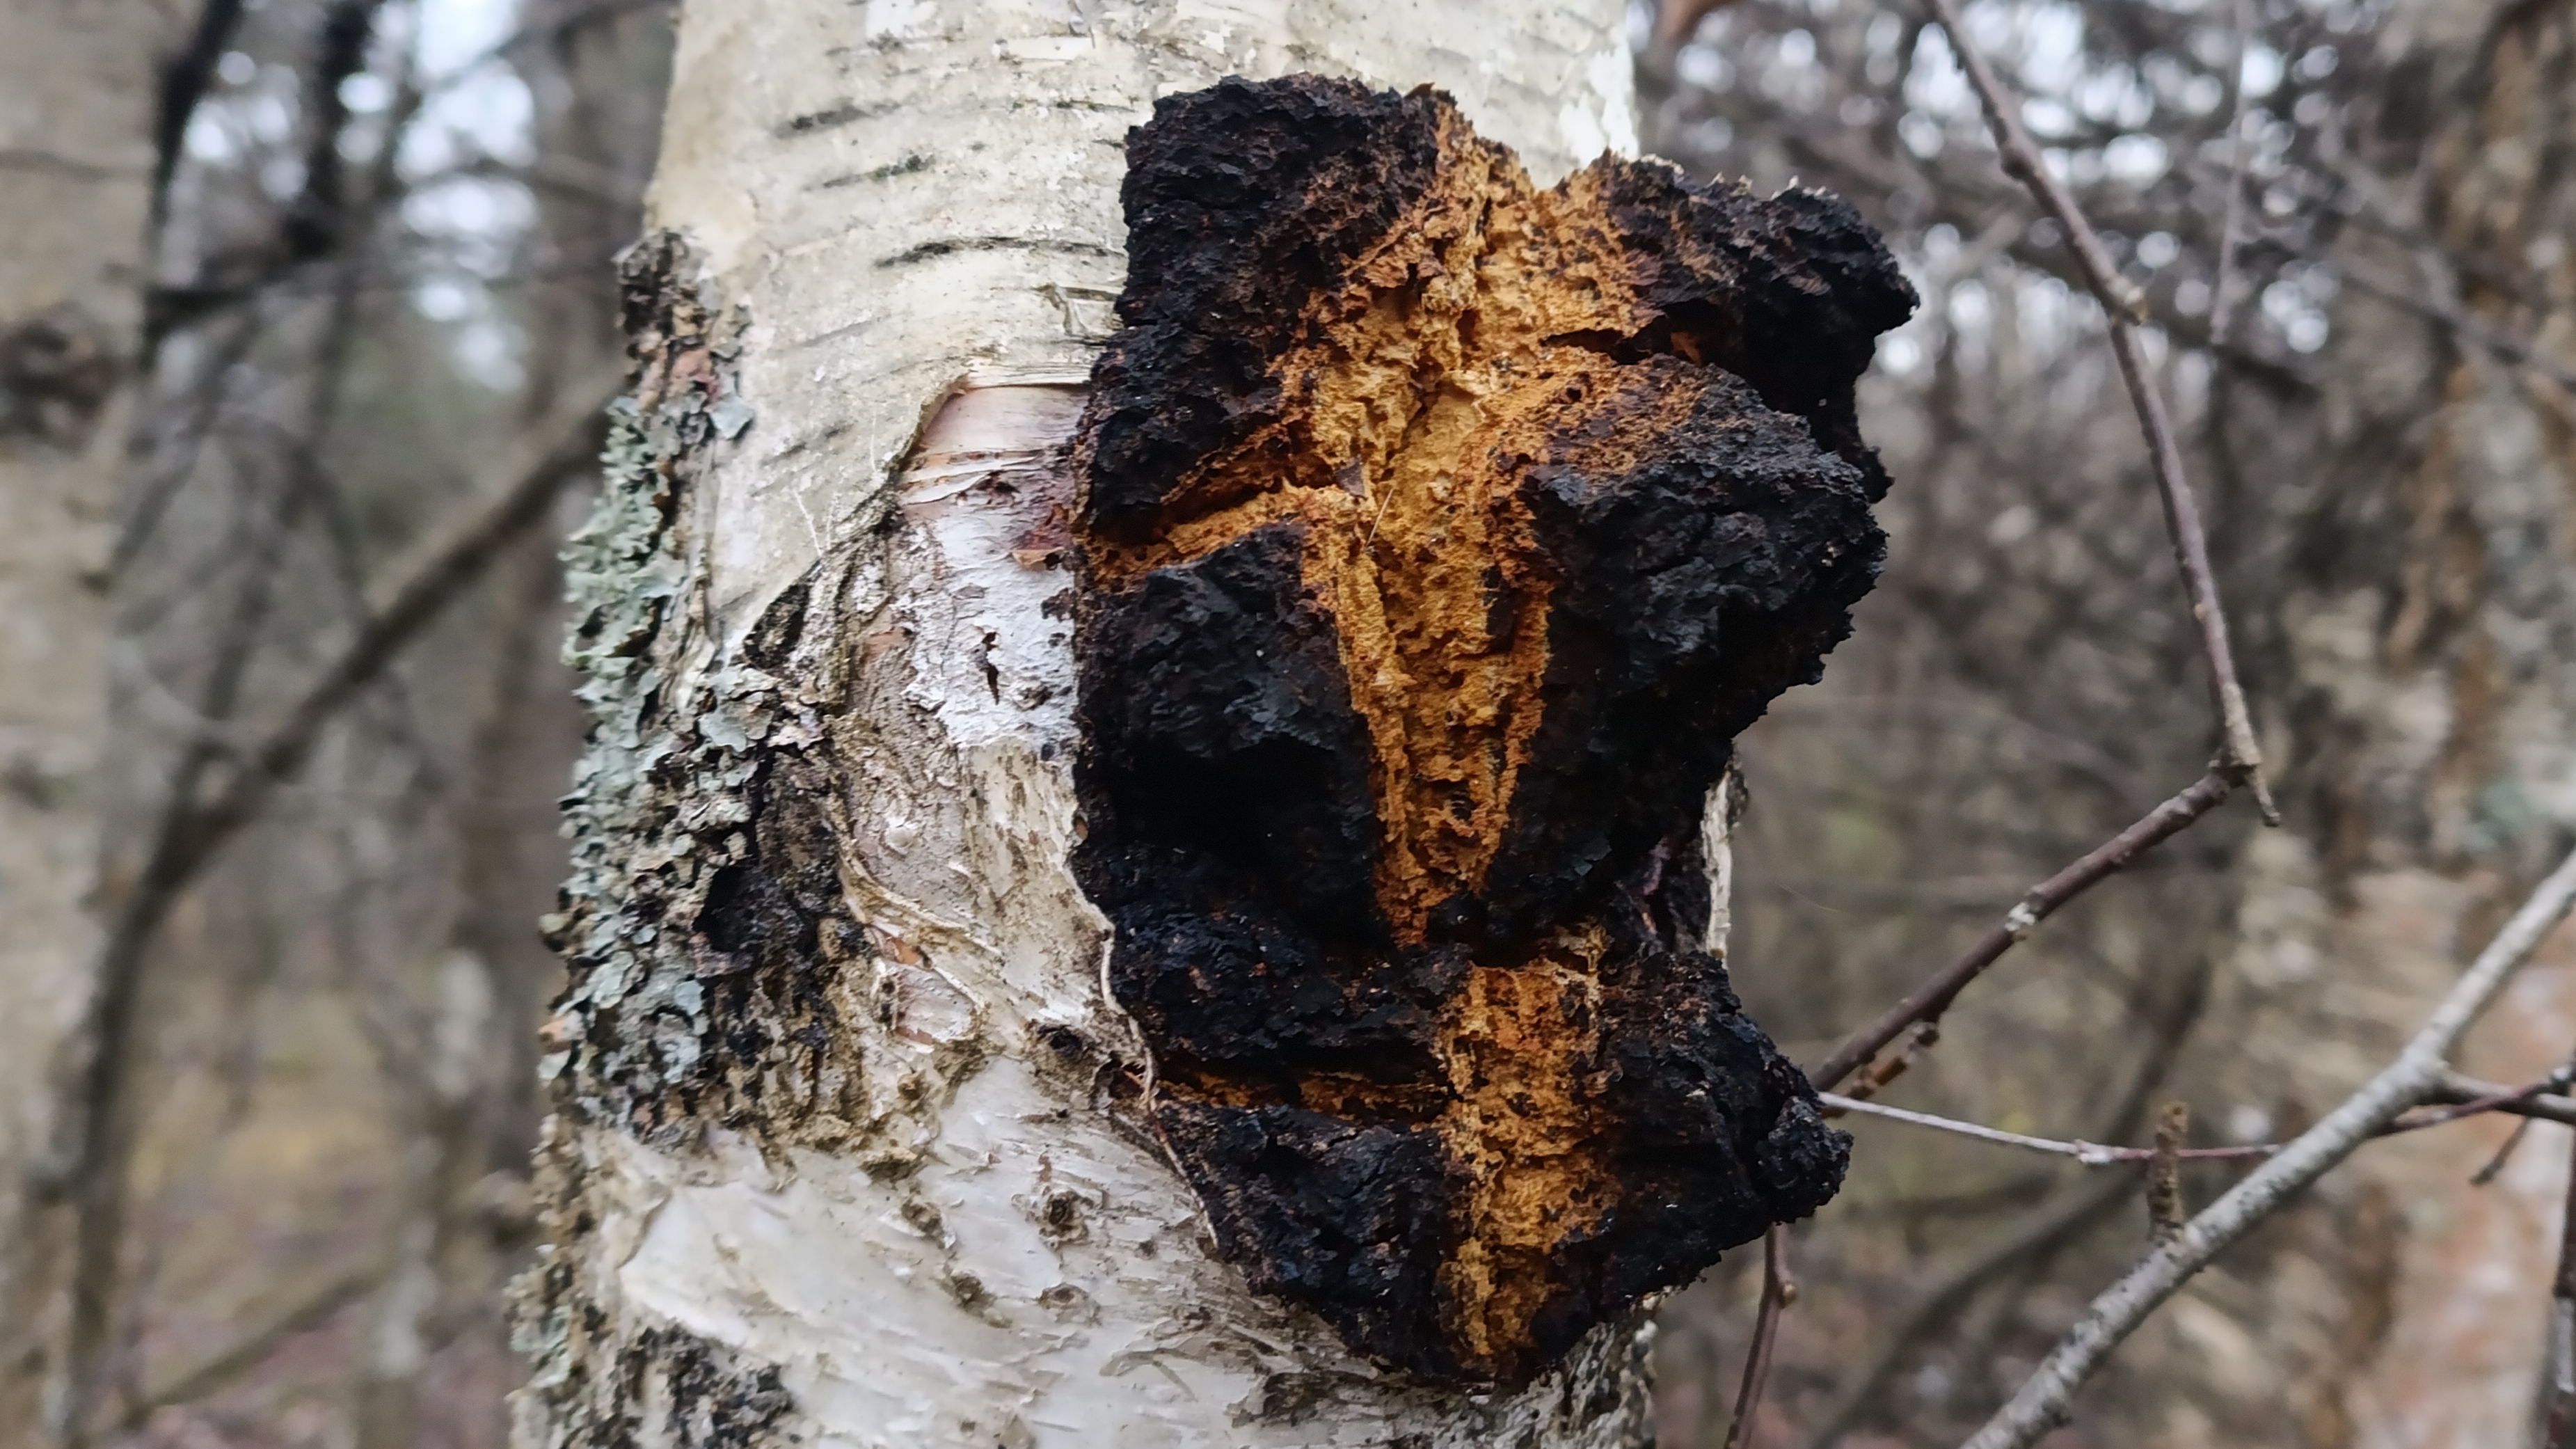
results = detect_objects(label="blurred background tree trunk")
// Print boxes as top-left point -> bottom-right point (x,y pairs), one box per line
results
1637,0 -> 2576,1441
0,1 -> 189,1440
0,1 -> 671,1445
351,8 -> 662,1443
2162,0 -> 2576,1439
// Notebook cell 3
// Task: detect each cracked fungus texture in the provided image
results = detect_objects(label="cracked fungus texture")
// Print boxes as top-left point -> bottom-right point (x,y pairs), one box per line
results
1070,74 -> 1918,1386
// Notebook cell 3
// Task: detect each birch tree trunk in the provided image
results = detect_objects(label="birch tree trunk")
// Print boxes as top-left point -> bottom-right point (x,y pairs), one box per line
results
514,3 -> 1906,1445
0,2 -> 182,1439
2124,0 -> 2576,1439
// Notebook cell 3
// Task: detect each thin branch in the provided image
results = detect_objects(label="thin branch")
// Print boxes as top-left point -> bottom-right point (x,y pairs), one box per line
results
1825,1079 -> 2576,1169
2204,0 -> 2257,350
51,371 -> 614,1441
116,311 -> 267,573
2337,254 -> 2576,395
1811,770 -> 2233,1090
1724,1225 -> 1795,1449
196,370 -> 619,850
2425,1070 -> 2576,1129
1916,0 -> 2274,813
1960,842 -> 2576,1449
1824,1093 -> 2118,1161
2308,129 -> 2576,400
149,0 -> 250,237
2471,1116 -> 2536,1186
1823,1093 -> 2265,1164
1797,966 -> 2213,1449
62,397 -> 335,1438
120,1261 -> 379,1425
1798,1171 -> 2138,1449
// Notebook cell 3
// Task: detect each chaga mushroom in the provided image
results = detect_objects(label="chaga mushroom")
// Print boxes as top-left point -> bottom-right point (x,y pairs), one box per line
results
1070,74 -> 1915,1386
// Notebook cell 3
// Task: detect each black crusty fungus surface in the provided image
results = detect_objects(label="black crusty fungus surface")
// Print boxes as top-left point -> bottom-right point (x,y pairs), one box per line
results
1068,73 -> 1916,1386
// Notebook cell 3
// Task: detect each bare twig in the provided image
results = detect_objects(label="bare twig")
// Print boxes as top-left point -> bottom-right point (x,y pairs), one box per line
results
51,371 -> 614,1439
2550,1124 -> 2576,1446
2337,255 -> 2576,396
2453,1052 -> 2576,1185
1822,1093 -> 2130,1162
2423,1070 -> 2576,1129
1960,842 -> 2576,1449
63,402 -> 334,1436
120,1260 -> 380,1425
1829,1070 -> 2576,1170
2472,1117 -> 2536,1186
147,0 -> 251,239
1822,1093 -> 2268,1164
2204,0 -> 2257,350
1811,770 -> 2232,1090
195,368 -> 617,859
1799,1171 -> 2137,1449
1917,0 -> 2274,814
1725,1225 -> 1795,1449
1801,898 -> 2218,1447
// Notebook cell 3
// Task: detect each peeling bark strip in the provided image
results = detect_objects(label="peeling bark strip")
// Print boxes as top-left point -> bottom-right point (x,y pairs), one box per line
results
1070,76 -> 1916,1386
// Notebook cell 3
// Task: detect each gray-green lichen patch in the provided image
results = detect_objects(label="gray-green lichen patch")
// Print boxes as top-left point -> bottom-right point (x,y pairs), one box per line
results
518,232 -> 1098,1449
510,1304 -> 795,1449
541,232 -> 889,1147
520,233 -> 868,1449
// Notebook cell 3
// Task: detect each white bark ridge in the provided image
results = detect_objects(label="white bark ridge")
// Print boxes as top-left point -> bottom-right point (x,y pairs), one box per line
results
513,4 -> 1661,1448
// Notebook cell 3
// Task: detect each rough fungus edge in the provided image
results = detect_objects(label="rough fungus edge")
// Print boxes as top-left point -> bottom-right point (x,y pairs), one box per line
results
1070,74 -> 1916,1386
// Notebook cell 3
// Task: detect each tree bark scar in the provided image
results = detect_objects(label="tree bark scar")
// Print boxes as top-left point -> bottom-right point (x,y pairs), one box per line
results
1069,74 -> 1914,1386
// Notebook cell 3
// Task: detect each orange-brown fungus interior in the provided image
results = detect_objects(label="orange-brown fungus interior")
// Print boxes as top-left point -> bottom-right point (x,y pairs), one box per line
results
1431,934 -> 1607,1365
1080,113 -> 1730,1379
1085,117 -> 1679,946
1074,73 -> 1898,1388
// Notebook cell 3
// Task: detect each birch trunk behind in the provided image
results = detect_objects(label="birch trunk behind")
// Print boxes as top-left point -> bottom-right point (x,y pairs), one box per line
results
0,2 -> 180,1439
2118,0 -> 2576,1439
513,4 -> 1667,1446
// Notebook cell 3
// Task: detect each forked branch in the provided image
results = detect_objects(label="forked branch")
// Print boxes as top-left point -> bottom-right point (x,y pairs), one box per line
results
1822,1072 -> 2576,1164
1959,843 -> 2576,1449
1915,0 -> 2275,817
1811,770 -> 2232,1090
1724,1225 -> 1796,1449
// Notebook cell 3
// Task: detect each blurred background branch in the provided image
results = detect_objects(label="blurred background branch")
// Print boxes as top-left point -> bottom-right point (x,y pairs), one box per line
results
6,1 -> 671,1443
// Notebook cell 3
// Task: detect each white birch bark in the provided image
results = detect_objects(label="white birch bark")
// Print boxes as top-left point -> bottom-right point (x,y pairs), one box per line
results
0,2 -> 179,1436
515,3 -> 1666,1446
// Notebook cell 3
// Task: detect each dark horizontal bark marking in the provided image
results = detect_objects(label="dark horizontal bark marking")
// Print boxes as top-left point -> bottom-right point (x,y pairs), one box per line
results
773,101 -> 895,137
875,235 -> 1122,268
816,153 -> 930,189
